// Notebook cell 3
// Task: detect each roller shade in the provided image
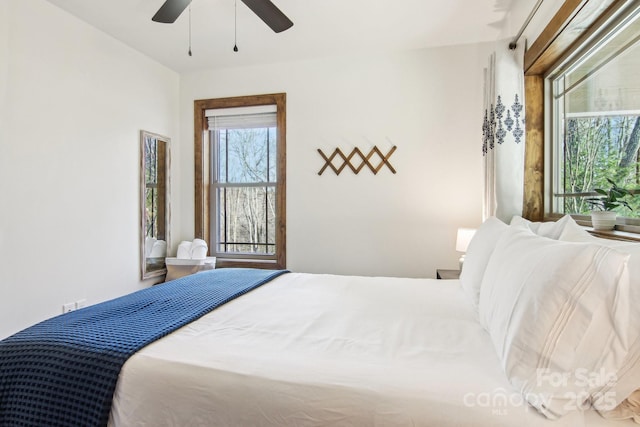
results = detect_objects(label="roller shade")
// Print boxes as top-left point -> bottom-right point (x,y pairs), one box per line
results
206,105 -> 277,130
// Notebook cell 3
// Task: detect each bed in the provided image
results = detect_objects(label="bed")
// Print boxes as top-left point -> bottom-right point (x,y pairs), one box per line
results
2,216 -> 639,426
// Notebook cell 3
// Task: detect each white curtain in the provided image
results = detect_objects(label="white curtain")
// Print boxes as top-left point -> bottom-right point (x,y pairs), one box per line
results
482,39 -> 526,222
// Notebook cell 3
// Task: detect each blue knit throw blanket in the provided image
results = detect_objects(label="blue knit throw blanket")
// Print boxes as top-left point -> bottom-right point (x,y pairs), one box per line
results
0,268 -> 288,427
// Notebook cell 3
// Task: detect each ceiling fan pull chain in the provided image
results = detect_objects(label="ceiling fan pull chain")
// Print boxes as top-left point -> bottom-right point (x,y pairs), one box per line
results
188,4 -> 193,56
233,0 -> 239,52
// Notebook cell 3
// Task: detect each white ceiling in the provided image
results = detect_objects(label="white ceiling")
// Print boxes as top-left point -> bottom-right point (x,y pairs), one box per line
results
45,0 -> 514,73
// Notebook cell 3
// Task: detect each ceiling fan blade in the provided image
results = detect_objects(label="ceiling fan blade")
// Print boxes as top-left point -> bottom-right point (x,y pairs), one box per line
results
152,0 -> 192,23
240,0 -> 293,33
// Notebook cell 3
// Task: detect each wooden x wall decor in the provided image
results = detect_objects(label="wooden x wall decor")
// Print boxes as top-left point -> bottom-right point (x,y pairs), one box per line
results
317,146 -> 397,176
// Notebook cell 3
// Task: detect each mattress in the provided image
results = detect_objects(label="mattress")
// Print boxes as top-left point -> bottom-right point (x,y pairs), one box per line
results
108,273 -> 635,426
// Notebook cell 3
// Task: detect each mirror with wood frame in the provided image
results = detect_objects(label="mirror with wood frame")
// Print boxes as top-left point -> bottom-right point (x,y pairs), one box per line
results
140,130 -> 171,279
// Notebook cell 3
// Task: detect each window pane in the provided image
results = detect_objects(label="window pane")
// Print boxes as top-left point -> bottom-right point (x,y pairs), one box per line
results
268,128 -> 277,182
552,8 -> 640,218
266,186 -> 275,246
216,186 -> 276,255
217,131 -> 227,183
558,116 -> 640,216
144,135 -> 159,238
215,128 -> 275,184
145,187 -> 158,238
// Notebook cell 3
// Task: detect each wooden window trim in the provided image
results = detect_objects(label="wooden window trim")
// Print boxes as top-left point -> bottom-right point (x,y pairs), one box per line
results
194,93 -> 287,269
522,0 -> 622,221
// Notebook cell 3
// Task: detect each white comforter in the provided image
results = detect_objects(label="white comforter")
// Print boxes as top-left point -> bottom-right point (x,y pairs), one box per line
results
109,273 -> 634,426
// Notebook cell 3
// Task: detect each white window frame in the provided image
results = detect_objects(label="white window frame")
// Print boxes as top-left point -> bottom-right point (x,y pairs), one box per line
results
545,3 -> 640,228
208,106 -> 277,260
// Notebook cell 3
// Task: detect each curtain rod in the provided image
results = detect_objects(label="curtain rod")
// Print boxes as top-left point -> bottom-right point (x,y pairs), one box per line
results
509,0 -> 545,50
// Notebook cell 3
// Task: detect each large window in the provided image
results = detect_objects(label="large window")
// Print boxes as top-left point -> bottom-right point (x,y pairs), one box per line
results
547,3 -> 640,222
194,94 -> 286,269
209,106 -> 277,256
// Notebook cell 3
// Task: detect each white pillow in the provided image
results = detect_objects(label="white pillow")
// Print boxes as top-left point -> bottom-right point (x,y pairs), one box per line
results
510,214 -> 572,239
558,217 -> 640,411
557,215 -> 592,242
459,217 -> 508,307
478,224 -> 631,419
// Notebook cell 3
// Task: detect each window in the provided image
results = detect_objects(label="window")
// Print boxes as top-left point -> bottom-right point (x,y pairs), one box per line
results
209,106 -> 277,256
548,5 -> 640,220
194,94 -> 286,269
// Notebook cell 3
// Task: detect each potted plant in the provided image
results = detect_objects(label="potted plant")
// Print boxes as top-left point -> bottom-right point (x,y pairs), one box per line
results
586,178 -> 635,231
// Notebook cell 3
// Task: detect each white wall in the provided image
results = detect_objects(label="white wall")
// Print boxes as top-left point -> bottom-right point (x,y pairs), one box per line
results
0,0 -> 180,339
0,1 -> 503,338
500,0 -> 563,48
0,2 -> 8,170
179,44 -> 491,278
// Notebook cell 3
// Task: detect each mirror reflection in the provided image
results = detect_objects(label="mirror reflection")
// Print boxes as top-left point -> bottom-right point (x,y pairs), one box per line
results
140,130 -> 170,279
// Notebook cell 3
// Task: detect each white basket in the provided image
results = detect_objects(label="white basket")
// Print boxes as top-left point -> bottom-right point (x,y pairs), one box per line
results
165,257 -> 216,266
165,257 -> 216,281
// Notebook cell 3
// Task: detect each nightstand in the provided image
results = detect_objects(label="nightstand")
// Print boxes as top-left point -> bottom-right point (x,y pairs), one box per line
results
436,269 -> 460,280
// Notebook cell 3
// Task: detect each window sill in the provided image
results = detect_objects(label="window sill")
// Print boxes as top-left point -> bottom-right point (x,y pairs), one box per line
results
215,257 -> 285,270
544,214 -> 640,243
575,219 -> 640,242
584,227 -> 640,243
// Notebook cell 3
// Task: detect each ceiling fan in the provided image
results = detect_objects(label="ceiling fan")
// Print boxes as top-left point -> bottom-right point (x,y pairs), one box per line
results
152,0 -> 294,33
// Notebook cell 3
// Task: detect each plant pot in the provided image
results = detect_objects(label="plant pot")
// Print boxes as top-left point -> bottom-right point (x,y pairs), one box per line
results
591,211 -> 617,231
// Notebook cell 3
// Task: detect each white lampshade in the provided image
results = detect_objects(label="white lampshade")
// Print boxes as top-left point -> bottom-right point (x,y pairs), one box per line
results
456,228 -> 476,253
456,228 -> 476,271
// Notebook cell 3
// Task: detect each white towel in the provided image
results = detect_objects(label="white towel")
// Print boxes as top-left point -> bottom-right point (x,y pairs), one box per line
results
149,240 -> 167,258
145,237 -> 157,258
177,241 -> 192,259
191,239 -> 208,259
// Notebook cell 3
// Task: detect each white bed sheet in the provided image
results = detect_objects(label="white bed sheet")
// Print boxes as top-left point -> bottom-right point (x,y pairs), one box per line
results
109,273 -> 635,426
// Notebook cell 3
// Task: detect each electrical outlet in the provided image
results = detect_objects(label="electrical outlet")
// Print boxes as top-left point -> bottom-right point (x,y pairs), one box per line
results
75,299 -> 86,310
62,303 -> 75,313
